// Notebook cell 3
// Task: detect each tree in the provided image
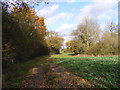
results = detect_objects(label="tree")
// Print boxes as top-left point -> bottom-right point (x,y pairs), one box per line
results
61,48 -> 71,53
70,17 -> 100,54
66,40 -> 86,54
11,3 -> 49,58
2,2 -> 50,67
46,31 -> 64,54
100,21 -> 118,55
89,21 -> 118,55
2,1 -> 50,88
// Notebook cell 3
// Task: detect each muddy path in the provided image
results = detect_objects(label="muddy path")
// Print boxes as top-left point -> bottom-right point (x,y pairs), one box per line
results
21,58 -> 93,88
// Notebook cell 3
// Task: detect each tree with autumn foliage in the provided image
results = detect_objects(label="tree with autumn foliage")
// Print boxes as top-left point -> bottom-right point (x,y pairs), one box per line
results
46,31 -> 64,54
66,17 -> 100,54
66,40 -> 86,54
66,17 -> 118,55
2,2 -> 50,67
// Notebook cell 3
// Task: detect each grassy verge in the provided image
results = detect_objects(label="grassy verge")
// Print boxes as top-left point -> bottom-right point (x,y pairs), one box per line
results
51,53 -> 119,88
3,56 -> 49,88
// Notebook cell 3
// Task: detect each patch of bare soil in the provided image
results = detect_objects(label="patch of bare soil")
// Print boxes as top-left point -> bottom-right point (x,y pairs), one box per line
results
75,54 -> 118,57
75,54 -> 94,57
21,66 -> 47,88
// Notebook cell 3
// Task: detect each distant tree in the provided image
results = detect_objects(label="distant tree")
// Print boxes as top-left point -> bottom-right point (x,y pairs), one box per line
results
100,21 -> 118,55
70,17 -> 100,54
89,21 -> 118,55
61,48 -> 71,53
66,40 -> 86,54
46,31 -> 64,54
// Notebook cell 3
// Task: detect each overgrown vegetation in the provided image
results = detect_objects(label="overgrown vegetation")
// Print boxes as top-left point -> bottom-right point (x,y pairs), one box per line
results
52,53 -> 119,88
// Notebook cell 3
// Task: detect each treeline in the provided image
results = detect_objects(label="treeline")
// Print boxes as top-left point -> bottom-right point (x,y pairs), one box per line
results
2,1 -> 64,68
2,1 -> 64,87
2,2 -> 62,68
64,17 -> 118,56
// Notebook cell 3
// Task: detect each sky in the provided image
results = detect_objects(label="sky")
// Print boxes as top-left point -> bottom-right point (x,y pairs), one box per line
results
34,0 -> 118,44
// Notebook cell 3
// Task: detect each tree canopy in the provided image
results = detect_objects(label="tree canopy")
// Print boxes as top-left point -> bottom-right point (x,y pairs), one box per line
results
66,17 -> 118,55
2,2 -> 50,67
46,31 -> 64,54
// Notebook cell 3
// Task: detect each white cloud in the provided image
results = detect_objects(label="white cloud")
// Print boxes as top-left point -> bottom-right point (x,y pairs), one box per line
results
57,24 -> 74,32
45,12 -> 73,26
91,0 -> 118,3
56,24 -> 77,43
36,5 -> 59,17
67,0 -> 76,3
98,9 -> 118,22
63,36 -> 73,44
56,24 -> 76,35
77,0 -> 118,22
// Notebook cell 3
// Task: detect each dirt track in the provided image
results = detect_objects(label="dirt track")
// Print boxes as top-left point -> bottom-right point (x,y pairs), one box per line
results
21,58 -> 93,88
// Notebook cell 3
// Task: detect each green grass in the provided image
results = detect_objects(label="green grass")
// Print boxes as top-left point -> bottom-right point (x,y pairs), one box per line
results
51,53 -> 119,88
3,56 -> 49,88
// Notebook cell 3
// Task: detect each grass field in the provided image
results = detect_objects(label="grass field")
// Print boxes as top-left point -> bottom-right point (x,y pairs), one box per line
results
51,53 -> 119,88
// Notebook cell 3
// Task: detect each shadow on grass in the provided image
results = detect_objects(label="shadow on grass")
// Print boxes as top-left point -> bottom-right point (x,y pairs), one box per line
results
67,53 -> 79,56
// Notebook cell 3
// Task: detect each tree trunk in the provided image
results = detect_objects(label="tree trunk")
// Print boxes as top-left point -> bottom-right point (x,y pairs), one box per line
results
55,49 -> 60,54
